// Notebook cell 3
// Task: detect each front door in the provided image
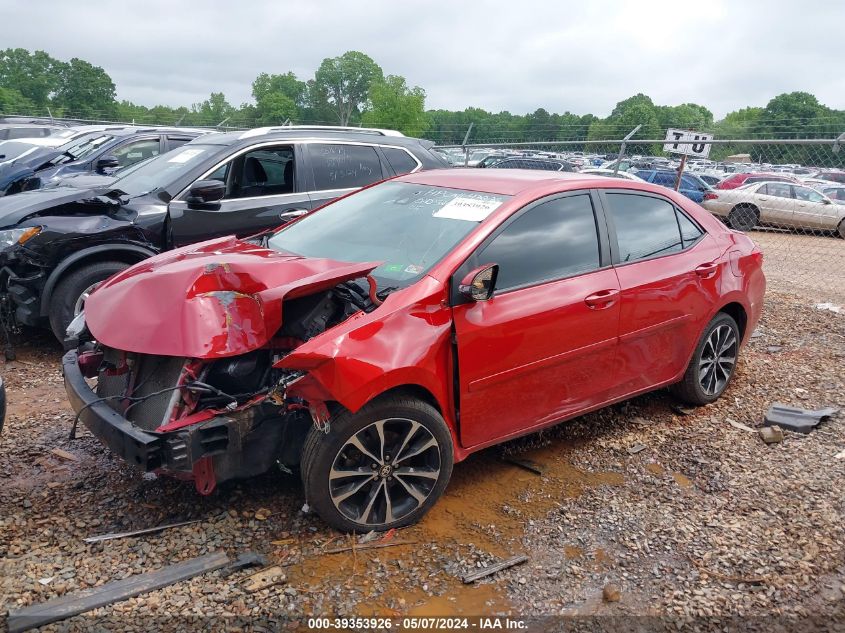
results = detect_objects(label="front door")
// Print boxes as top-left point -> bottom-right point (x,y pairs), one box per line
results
452,192 -> 620,449
168,143 -> 310,246
791,185 -> 840,231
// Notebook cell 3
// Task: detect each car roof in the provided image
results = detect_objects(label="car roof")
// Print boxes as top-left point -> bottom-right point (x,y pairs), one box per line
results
192,127 -> 432,149
397,168 -> 623,195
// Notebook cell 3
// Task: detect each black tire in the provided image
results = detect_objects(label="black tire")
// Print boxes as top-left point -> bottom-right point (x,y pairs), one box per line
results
837,220 -> 845,240
670,313 -> 740,406
727,205 -> 759,231
48,261 -> 129,341
301,395 -> 453,532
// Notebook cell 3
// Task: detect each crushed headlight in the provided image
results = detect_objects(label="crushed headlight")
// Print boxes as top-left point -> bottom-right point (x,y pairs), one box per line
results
0,226 -> 41,250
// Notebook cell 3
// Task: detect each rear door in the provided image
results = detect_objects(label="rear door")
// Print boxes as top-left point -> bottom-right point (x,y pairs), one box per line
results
304,142 -> 389,209
599,190 -> 722,395
168,142 -> 310,246
756,182 -> 795,227
452,191 -> 620,448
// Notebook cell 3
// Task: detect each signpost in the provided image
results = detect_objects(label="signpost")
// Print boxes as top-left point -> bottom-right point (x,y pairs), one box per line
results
663,128 -> 714,191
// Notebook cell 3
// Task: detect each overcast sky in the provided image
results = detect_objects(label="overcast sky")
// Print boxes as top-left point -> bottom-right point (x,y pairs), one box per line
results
0,0 -> 840,119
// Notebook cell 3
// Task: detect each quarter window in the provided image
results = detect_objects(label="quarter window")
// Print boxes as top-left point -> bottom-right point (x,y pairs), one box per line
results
605,193 -> 684,262
382,147 -> 418,175
478,194 -> 600,291
310,143 -> 383,190
676,210 -> 703,247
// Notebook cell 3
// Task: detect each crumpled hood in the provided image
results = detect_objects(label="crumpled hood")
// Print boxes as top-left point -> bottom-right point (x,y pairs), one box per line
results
84,235 -> 380,359
0,185 -> 102,227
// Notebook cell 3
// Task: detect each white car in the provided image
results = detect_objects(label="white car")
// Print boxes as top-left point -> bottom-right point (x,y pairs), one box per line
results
702,181 -> 844,236
579,168 -> 646,181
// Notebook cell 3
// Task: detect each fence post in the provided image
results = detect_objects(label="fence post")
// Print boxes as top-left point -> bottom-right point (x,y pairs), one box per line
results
462,122 -> 474,167
614,125 -> 641,175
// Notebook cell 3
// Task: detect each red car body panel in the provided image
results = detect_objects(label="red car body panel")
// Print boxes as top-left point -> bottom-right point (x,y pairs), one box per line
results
717,172 -> 799,190
84,235 -> 380,359
82,171 -> 765,465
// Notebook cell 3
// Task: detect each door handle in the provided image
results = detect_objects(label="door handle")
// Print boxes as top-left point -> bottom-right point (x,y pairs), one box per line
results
584,289 -> 619,309
694,262 -> 719,278
758,197 -> 768,201
279,208 -> 309,222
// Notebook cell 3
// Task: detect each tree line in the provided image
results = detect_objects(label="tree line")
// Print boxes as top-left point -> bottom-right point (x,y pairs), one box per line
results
1,47 -> 843,164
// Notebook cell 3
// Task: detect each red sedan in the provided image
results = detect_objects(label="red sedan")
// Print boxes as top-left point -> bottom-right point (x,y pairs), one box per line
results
63,169 -> 765,531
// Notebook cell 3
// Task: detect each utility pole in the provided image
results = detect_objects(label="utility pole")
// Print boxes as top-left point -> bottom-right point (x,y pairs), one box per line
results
614,125 -> 641,175
462,122 -> 474,167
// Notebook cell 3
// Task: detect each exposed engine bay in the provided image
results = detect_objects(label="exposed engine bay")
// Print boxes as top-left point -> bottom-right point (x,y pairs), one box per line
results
71,279 -> 383,493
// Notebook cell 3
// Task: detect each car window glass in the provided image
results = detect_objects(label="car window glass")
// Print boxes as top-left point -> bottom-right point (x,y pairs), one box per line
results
676,210 -> 703,247
167,136 -> 193,151
766,183 -> 792,199
311,143 -> 383,190
228,146 -> 294,199
207,163 -> 229,183
605,193 -> 683,262
652,172 -> 676,186
793,186 -> 825,203
478,194 -> 600,291
382,147 -> 418,175
112,139 -> 161,167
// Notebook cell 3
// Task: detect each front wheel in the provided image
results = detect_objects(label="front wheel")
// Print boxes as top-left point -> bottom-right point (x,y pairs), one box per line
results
301,396 -> 454,532
48,261 -> 129,341
671,313 -> 740,406
727,205 -> 758,231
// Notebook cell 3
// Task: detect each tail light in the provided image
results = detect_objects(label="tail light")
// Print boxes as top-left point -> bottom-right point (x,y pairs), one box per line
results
703,192 -> 718,201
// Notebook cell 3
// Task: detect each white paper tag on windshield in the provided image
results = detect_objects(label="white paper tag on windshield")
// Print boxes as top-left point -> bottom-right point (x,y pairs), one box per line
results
167,148 -> 204,163
433,197 -> 502,222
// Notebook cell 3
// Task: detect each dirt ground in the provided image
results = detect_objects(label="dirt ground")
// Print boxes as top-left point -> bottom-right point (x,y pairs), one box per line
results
0,232 -> 843,631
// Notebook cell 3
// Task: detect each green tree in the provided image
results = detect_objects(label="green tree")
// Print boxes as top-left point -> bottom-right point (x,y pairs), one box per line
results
252,71 -> 306,124
53,58 -> 116,119
588,93 -> 662,154
362,75 -> 427,136
0,86 -> 34,115
190,92 -> 236,126
655,103 -> 713,130
0,48 -> 63,107
313,51 -> 383,125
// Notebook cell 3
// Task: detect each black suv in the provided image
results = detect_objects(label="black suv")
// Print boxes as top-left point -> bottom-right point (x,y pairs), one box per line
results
0,126 -> 207,196
0,126 -> 448,342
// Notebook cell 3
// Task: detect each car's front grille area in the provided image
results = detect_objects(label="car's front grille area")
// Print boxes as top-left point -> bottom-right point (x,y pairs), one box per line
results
96,347 -> 187,431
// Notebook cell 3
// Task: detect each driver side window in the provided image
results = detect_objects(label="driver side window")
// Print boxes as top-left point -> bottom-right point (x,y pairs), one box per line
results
222,145 -> 296,200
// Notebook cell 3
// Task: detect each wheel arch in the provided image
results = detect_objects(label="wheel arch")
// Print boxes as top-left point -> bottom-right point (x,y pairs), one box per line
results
39,244 -> 157,317
717,300 -> 749,342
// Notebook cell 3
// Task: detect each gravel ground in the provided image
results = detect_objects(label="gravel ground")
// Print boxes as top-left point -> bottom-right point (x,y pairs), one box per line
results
0,248 -> 843,630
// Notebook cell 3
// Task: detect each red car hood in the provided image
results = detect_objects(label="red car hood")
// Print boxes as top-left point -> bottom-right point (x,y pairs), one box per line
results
84,236 -> 380,358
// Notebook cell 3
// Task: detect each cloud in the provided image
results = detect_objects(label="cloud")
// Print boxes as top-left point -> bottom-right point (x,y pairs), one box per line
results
0,0 -> 841,118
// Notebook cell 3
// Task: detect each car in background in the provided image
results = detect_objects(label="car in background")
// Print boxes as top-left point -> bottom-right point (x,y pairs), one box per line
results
63,169 -> 765,531
717,172 -> 800,190
696,173 -> 723,187
811,170 -> 845,184
475,153 -> 509,168
0,126 -> 207,195
0,126 -> 448,340
490,157 -> 575,172
579,168 -> 645,181
635,169 -> 713,203
0,123 -> 68,140
702,181 -> 844,236
821,186 -> 845,204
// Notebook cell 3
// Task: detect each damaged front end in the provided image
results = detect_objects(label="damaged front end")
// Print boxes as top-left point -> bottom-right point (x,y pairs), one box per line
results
63,242 -> 383,493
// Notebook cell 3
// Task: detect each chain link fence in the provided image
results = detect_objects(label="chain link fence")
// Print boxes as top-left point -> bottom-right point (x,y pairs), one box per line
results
434,138 -> 845,304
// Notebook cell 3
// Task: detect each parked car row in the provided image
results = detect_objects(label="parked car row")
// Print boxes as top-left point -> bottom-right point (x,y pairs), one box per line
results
0,125 -> 448,341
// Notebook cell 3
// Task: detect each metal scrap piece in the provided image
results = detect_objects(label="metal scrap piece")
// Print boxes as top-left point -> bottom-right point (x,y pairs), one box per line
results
763,403 -> 839,435
83,519 -> 203,543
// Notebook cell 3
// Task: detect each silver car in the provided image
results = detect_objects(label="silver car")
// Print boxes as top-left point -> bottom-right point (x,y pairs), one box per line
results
702,181 -> 845,237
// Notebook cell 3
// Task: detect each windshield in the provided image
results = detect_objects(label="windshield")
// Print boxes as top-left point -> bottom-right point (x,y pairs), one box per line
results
109,144 -> 219,197
61,134 -> 114,160
268,182 -> 510,287
0,141 -> 41,163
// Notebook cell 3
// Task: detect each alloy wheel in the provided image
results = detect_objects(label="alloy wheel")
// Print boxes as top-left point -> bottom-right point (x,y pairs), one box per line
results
698,324 -> 737,396
73,282 -> 100,316
328,418 -> 441,527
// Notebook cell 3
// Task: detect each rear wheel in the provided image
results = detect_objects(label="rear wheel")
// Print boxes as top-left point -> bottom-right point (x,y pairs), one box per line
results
838,220 -> 845,239
671,313 -> 740,406
48,261 -> 129,341
727,205 -> 759,231
301,396 -> 453,532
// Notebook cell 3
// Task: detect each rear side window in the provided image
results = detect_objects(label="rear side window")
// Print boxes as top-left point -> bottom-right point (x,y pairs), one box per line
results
382,147 -> 418,175
310,143 -> 383,190
478,194 -> 600,291
765,182 -> 792,199
605,193 -> 684,262
652,172 -> 676,187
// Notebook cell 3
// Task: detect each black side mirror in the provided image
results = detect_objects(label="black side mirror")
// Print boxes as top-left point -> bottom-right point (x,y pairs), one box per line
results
96,155 -> 120,173
186,180 -> 226,207
459,264 -> 499,302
